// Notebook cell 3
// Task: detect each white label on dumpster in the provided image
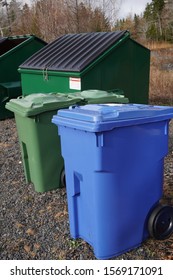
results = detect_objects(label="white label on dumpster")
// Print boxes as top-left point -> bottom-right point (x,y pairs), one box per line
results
69,77 -> 81,90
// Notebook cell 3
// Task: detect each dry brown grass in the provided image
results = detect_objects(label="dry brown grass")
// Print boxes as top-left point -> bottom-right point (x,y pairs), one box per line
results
149,46 -> 173,105
149,66 -> 173,104
145,41 -> 173,50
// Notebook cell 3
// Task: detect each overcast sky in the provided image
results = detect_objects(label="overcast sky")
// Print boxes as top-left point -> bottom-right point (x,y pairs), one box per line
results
118,0 -> 152,18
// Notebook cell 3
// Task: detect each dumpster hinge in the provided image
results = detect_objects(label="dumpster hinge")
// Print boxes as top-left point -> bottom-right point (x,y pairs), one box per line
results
43,67 -> 49,81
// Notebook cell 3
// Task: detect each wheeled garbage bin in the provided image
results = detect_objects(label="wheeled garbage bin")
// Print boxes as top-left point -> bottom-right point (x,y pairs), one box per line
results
52,103 -> 173,259
5,93 -> 83,192
6,90 -> 128,193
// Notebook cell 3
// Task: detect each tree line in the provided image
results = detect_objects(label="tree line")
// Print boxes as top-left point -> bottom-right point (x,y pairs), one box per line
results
116,0 -> 173,42
0,0 -> 173,43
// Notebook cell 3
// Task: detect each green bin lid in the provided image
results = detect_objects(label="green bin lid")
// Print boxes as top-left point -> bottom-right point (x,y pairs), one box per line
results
5,93 -> 84,117
69,89 -> 129,104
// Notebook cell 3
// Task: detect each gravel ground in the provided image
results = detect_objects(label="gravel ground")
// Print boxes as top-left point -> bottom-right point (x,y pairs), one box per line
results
0,117 -> 173,260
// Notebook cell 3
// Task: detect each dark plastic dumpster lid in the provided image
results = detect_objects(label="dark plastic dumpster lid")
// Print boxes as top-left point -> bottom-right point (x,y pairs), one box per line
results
5,93 -> 84,117
0,37 -> 7,44
52,104 -> 173,132
0,35 -> 47,57
19,30 -> 129,72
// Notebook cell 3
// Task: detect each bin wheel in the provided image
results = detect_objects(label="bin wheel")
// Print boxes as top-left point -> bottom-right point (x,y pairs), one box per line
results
148,204 -> 173,240
61,169 -> 66,187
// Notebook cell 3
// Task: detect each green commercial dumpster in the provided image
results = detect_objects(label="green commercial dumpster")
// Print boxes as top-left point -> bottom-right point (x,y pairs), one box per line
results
0,35 -> 47,120
6,90 -> 128,192
19,30 -> 150,104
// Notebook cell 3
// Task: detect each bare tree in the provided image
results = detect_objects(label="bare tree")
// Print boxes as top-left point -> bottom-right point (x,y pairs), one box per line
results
0,0 -> 121,41
0,0 -> 11,34
29,0 -> 68,41
92,0 -> 121,27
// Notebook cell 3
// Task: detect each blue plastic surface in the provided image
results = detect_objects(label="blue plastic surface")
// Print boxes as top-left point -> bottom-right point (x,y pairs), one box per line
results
53,104 -> 173,132
52,103 -> 173,259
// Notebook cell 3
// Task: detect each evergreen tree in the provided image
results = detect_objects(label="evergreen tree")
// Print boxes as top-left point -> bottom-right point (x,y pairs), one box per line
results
144,0 -> 165,41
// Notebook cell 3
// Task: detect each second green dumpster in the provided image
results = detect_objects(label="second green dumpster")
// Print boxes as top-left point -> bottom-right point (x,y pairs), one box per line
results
6,90 -> 128,192
0,35 -> 47,120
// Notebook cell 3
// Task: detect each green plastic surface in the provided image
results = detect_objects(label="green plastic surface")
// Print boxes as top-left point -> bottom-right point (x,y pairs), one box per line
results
69,89 -> 129,104
6,93 -> 84,117
6,93 -> 84,192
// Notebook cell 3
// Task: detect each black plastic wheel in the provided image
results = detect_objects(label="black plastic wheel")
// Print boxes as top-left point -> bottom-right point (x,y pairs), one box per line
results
60,169 -> 66,187
148,204 -> 173,240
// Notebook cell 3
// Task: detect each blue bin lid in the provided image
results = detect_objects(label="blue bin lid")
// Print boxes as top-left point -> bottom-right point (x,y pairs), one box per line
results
52,104 -> 173,132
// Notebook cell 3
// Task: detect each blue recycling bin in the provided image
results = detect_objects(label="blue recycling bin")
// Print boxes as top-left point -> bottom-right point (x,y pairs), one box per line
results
52,104 -> 173,259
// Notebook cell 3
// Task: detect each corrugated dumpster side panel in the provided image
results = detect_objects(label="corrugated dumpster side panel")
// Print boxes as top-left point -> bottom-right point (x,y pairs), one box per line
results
131,39 -> 150,104
81,39 -> 150,104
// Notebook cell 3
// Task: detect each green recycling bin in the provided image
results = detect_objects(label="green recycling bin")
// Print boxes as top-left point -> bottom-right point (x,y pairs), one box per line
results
6,93 -> 84,192
6,90 -> 128,192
